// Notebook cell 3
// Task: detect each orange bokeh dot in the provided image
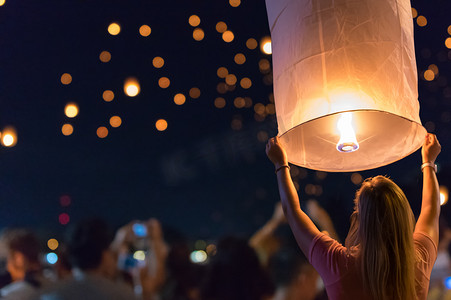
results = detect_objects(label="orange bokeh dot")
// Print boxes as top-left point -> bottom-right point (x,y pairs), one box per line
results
217,67 -> 228,78
109,116 -> 122,128
189,15 -> 201,27
61,73 -> 72,85
155,119 -> 168,131
102,90 -> 114,102
225,74 -> 237,85
139,25 -> 151,37
61,124 -> 74,136
96,126 -> 108,138
193,28 -> 205,41
189,87 -> 201,99
99,51 -> 111,62
152,57 -> 165,68
216,21 -> 227,33
214,97 -> 226,108
246,38 -> 258,50
174,93 -> 186,105
222,31 -> 234,43
158,77 -> 171,89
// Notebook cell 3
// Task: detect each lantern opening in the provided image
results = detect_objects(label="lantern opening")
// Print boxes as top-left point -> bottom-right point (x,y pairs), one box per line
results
336,112 -> 359,153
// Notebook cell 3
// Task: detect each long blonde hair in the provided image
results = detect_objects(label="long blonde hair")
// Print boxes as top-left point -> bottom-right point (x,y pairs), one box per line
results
345,176 -> 416,300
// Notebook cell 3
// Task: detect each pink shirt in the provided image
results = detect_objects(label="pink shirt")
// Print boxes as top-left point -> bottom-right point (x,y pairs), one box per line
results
309,231 -> 437,300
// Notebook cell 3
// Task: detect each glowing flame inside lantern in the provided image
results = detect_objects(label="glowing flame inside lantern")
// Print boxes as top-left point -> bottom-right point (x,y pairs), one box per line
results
336,112 -> 359,153
124,78 -> 140,97
440,186 -> 449,206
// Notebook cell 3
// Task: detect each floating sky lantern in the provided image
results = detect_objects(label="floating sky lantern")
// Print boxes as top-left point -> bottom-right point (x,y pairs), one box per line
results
266,0 -> 426,171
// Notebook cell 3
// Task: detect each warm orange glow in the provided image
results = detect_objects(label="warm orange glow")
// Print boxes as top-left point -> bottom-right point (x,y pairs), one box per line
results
416,16 -> 427,27
189,87 -> 201,99
225,74 -> 237,85
246,38 -> 258,50
158,77 -> 170,89
61,124 -> 74,136
124,78 -> 140,97
254,103 -> 266,115
99,50 -> 111,62
47,239 -> 59,251
214,97 -> 226,108
109,116 -> 122,128
174,93 -> 186,105
139,25 -> 151,37
351,173 -> 363,185
234,53 -> 246,65
222,31 -> 234,43
189,15 -> 201,27
445,37 -> 451,49
217,67 -> 228,78
440,186 -> 449,206
411,8 -> 418,18
96,126 -> 108,138
108,23 -> 121,35
265,103 -> 275,114
259,59 -> 271,73
261,37 -> 272,54
60,73 -> 72,85
193,28 -> 205,41
102,90 -> 114,102
240,77 -> 252,89
424,69 -> 435,81
216,22 -> 227,33
244,97 -> 253,108
428,64 -> 439,75
217,82 -> 228,94
65,103 -> 79,118
234,97 -> 245,108
229,0 -> 241,7
155,119 -> 168,131
1,128 -> 17,147
152,56 -> 165,68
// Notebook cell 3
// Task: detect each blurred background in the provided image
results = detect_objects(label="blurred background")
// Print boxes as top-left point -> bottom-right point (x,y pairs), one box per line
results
0,0 -> 450,251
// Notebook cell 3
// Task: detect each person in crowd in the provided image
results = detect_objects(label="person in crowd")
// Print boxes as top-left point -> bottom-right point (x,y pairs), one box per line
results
0,228 -> 51,299
266,133 -> 441,300
200,236 -> 274,300
39,217 -> 167,300
268,247 -> 319,300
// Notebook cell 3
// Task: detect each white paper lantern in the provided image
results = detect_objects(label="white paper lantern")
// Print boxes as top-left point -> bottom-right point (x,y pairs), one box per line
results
266,0 -> 426,172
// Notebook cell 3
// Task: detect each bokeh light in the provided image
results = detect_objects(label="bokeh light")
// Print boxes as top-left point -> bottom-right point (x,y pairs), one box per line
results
1,128 -> 17,147
217,67 -> 228,78
59,213 -> 70,225
47,239 -> 59,251
189,15 -> 201,27
445,276 -> 451,289
46,253 -> 58,265
428,64 -> 439,75
259,59 -> 271,73
124,78 -> 140,97
0,0 -> 5,6
416,16 -> 427,27
108,22 -> 121,35
240,77 -> 252,89
174,93 -> 186,105
448,25 -> 451,35
152,57 -> 165,68
222,31 -> 234,43
189,87 -> 201,99
225,74 -> 237,85
64,103 -> 79,118
351,173 -> 363,185
234,53 -> 246,64
133,250 -> 146,261
234,97 -> 245,108
424,69 -> 435,81
193,28 -> 205,41
214,97 -> 226,108
60,73 -> 72,85
60,195 -> 71,207
445,37 -> 451,49
109,116 -> 122,128
155,119 -> 168,131
158,77 -> 171,89
229,0 -> 241,7
99,51 -> 111,63
411,8 -> 418,18
246,38 -> 258,50
139,25 -> 151,37
190,250 -> 207,263
102,90 -> 114,102
216,21 -> 227,33
96,126 -> 108,138
261,37 -> 272,54
61,124 -> 74,136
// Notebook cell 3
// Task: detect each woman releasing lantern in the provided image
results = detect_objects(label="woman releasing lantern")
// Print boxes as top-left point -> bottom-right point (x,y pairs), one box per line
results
266,133 -> 441,300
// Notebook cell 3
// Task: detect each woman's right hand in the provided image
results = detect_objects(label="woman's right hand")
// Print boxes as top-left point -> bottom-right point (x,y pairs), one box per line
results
421,133 -> 441,164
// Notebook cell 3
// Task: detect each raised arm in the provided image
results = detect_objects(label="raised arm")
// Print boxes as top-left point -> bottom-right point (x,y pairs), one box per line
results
266,136 -> 321,256
415,133 -> 441,245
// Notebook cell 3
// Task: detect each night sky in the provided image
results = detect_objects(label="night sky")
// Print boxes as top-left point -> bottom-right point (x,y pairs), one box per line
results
0,0 -> 450,244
